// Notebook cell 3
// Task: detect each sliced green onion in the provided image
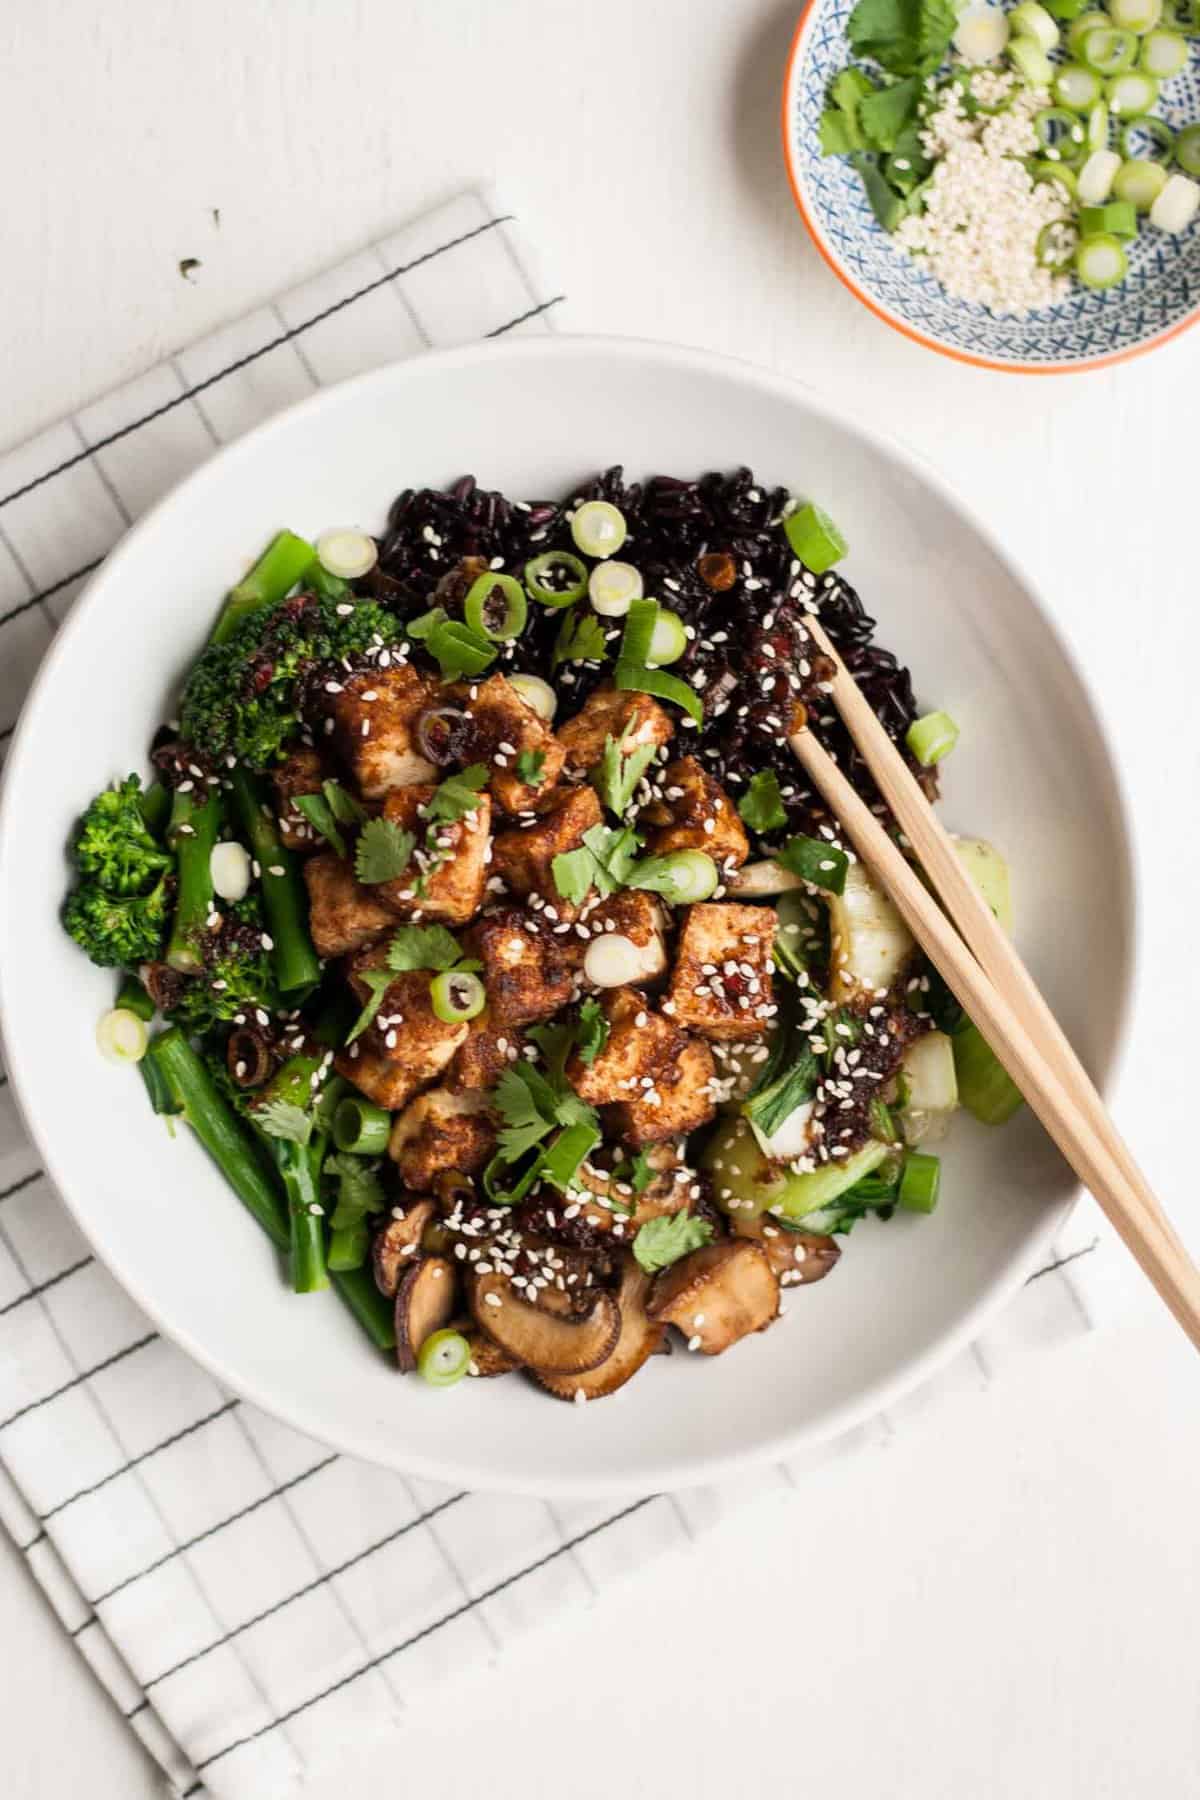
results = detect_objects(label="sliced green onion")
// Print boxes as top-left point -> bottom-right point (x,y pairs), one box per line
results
1077,146 -> 1123,199
333,1095 -> 391,1155
1030,157 -> 1080,196
898,1151 -> 941,1213
524,550 -> 588,607
1080,24 -> 1138,68
509,672 -> 558,721
1075,230 -> 1130,284
1121,113 -> 1176,158
1036,105 -> 1089,152
783,501 -> 847,574
906,710 -> 960,766
1009,34 -> 1056,80
316,528 -> 377,581
588,560 -> 643,618
464,571 -> 527,642
430,968 -> 486,1023
1037,218 -> 1080,268
97,1008 -> 149,1064
416,1328 -> 472,1387
1011,0 -> 1061,47
1113,154 -> 1169,204
210,839 -> 252,904
1079,198 -> 1138,234
1109,0 -> 1163,28
615,598 -> 704,726
539,1120 -> 601,1192
327,1219 -> 370,1273
1053,61 -> 1103,106
571,500 -> 627,559
1046,0 -> 1095,14
646,608 -> 688,667
1176,122 -> 1200,175
1107,68 -> 1159,112
955,5 -> 1011,59
628,850 -> 719,904
1140,22 -> 1189,65
1086,99 -> 1111,149
1150,170 -> 1200,229
1067,8 -> 1110,51
116,974 -> 156,1021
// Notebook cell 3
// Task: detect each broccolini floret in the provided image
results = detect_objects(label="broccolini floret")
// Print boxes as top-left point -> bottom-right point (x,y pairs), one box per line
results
180,594 -> 406,769
73,775 -> 171,896
165,895 -> 280,1035
62,872 -> 171,968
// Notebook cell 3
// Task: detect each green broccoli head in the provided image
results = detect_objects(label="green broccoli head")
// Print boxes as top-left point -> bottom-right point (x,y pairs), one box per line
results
73,775 -> 171,895
62,872 -> 171,969
180,594 -> 406,769
165,894 -> 280,1035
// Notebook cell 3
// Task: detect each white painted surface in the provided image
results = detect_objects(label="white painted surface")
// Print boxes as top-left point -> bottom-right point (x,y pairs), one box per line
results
0,0 -> 1196,1794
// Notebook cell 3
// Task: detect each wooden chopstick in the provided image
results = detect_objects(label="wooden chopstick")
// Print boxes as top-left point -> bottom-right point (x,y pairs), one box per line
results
786,717 -> 1200,1351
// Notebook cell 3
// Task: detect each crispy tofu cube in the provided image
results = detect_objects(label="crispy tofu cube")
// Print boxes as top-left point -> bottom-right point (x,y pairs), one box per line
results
465,674 -> 566,813
572,890 -> 668,984
333,1043 -> 420,1111
370,785 -> 491,925
445,1011 -> 523,1093
555,683 -> 674,780
271,746 -> 325,853
567,989 -> 684,1106
343,954 -> 469,1098
647,756 -> 749,869
303,852 -> 396,959
464,906 -> 577,1027
328,663 -> 440,798
490,785 -> 602,919
667,903 -> 778,1041
605,1035 -> 717,1147
388,1088 -> 496,1188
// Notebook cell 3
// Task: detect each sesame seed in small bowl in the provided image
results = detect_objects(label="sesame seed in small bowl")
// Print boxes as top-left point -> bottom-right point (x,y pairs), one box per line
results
782,0 -> 1200,371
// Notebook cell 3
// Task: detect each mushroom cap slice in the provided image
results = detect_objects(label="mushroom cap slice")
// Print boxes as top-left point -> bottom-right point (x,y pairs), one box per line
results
373,1199 -> 438,1298
536,1258 -> 666,1402
394,1254 -> 459,1372
731,1215 -> 842,1287
465,1329 -> 523,1378
466,1270 -> 620,1375
647,1239 -> 779,1354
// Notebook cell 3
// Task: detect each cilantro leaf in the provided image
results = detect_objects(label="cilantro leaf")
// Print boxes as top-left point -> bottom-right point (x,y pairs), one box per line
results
551,823 -> 640,905
738,769 -> 788,836
425,764 -> 489,826
327,1152 -> 386,1225
515,748 -> 547,787
632,1212 -> 714,1273
776,834 -> 849,896
355,817 -> 416,885
576,998 -> 610,1067
627,1148 -> 656,1195
490,1025 -> 601,1187
386,924 -> 467,973
493,1065 -> 557,1162
553,609 -> 609,668
344,968 -> 396,1044
596,729 -> 657,819
551,846 -> 596,907
294,791 -> 347,857
253,1098 -> 313,1145
846,0 -> 956,73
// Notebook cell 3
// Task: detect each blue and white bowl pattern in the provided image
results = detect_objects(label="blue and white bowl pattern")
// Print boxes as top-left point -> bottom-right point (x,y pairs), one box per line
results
785,0 -> 1200,368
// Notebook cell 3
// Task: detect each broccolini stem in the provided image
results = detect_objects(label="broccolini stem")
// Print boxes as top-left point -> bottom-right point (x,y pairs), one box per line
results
253,1050 -> 331,1294
210,530 -> 316,646
144,1029 -> 289,1249
116,972 -> 156,1021
331,1267 -> 397,1350
229,767 -> 321,1005
138,781 -> 172,837
165,787 -> 222,973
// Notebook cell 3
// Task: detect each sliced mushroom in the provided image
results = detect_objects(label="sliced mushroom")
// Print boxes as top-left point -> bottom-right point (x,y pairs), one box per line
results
536,1257 -> 666,1402
372,1199 -> 437,1298
734,1214 -> 842,1286
727,859 -> 806,898
647,1240 -> 779,1355
466,1270 -> 620,1374
394,1254 -> 459,1373
465,1329 -> 523,1378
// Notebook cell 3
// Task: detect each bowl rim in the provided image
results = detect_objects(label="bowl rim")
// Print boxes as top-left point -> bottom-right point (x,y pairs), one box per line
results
780,0 -> 1200,376
0,332 -> 1142,1493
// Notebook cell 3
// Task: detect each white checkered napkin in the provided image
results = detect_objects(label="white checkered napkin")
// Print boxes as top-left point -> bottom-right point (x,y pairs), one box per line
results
0,186 -> 1114,1800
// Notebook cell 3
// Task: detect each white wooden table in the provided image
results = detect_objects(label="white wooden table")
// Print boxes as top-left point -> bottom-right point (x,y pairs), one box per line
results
3,1 -> 1198,1794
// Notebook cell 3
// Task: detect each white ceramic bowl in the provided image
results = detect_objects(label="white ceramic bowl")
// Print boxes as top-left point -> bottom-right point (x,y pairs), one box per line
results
0,337 -> 1135,1495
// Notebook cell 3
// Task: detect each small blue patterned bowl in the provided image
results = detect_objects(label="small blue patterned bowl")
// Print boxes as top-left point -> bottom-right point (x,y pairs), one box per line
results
782,0 -> 1200,371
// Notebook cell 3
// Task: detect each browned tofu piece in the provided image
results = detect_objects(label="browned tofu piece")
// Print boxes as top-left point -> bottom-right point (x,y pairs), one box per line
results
342,955 -> 468,1100
388,1088 -> 497,1188
334,1044 -> 417,1110
368,785 -> 491,925
445,1010 -> 522,1093
464,907 -> 577,1027
567,989 -> 685,1106
490,785 -> 602,919
327,663 -> 440,798
464,674 -> 566,813
570,890 -> 669,984
605,1035 -> 718,1147
646,756 -> 749,869
647,1240 -> 779,1354
666,903 -> 778,1041
271,746 -> 325,853
303,852 -> 395,959
555,683 -> 674,780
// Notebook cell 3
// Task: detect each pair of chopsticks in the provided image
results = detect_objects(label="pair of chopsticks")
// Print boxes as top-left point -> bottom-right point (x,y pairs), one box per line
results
788,615 -> 1200,1351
